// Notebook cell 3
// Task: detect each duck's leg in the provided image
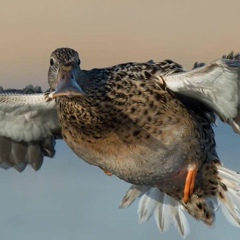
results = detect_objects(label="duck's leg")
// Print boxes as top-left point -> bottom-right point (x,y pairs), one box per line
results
183,165 -> 197,203
104,169 -> 113,176
100,167 -> 113,176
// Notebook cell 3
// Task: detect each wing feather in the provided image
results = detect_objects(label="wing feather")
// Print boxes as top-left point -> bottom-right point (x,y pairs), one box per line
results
0,92 -> 59,142
0,86 -> 61,171
164,58 -> 240,133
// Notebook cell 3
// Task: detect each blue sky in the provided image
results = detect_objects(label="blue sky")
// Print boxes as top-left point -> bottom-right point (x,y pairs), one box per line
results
0,0 -> 240,239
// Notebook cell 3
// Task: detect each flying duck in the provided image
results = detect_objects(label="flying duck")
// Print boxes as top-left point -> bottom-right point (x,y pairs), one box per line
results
0,48 -> 240,238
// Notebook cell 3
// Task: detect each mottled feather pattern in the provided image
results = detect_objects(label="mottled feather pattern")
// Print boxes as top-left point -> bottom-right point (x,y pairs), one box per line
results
1,48 -> 240,238
56,54 -> 224,227
52,49 -> 240,237
58,59 -> 187,145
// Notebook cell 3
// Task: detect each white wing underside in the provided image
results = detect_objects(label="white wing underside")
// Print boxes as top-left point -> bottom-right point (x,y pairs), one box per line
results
0,93 -> 59,142
163,59 -> 240,133
0,92 -> 60,171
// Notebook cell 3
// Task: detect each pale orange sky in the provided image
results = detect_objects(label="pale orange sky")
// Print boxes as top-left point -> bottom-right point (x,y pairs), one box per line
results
0,0 -> 240,89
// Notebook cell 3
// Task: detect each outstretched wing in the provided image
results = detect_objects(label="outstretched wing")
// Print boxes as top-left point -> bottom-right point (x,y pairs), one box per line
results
0,85 -> 61,172
164,55 -> 240,134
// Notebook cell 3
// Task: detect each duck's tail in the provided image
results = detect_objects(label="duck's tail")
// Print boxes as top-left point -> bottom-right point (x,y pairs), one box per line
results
119,164 -> 240,238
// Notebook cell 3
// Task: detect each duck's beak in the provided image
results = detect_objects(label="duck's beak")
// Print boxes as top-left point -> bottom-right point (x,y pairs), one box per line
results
50,65 -> 84,99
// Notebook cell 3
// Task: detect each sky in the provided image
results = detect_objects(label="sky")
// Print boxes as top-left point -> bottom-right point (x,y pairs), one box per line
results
0,0 -> 240,239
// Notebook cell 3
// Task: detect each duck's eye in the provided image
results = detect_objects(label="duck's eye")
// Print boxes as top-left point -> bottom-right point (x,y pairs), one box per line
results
50,58 -> 54,66
77,59 -> 80,65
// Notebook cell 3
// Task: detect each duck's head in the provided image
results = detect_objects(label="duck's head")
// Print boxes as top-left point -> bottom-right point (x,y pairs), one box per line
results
48,48 -> 84,98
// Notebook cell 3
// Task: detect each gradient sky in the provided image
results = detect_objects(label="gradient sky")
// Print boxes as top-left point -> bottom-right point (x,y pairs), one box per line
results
0,1 -> 240,240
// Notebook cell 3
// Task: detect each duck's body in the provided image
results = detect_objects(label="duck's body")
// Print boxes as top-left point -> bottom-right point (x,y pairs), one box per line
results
52,57 -> 221,225
57,65 -> 212,189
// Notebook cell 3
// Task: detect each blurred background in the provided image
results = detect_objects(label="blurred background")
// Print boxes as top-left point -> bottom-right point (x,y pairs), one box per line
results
0,0 -> 240,239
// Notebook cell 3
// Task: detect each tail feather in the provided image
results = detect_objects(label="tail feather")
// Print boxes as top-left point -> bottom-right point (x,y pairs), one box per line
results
154,193 -> 177,232
138,188 -> 160,223
173,204 -> 190,238
119,185 -> 150,209
120,185 -> 190,238
119,164 -> 240,238
217,165 -> 240,227
153,192 -> 190,238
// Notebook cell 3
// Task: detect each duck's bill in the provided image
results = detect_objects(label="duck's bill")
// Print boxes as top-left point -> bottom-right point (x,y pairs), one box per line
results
50,65 -> 84,99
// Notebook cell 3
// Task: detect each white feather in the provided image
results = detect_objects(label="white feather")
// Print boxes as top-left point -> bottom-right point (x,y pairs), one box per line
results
173,204 -> 190,238
138,188 -> 160,223
154,193 -> 175,232
0,93 -> 59,142
119,185 -> 150,209
121,185 -> 190,238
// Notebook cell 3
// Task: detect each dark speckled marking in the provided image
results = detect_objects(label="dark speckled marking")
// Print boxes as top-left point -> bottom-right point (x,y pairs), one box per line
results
133,130 -> 140,136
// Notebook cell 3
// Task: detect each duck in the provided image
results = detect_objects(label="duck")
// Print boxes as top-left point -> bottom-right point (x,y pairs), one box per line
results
0,48 -> 240,238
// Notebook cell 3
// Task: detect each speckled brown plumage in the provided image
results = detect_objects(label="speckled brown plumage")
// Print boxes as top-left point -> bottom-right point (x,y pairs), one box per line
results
1,48 -> 240,237
48,48 -> 221,225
